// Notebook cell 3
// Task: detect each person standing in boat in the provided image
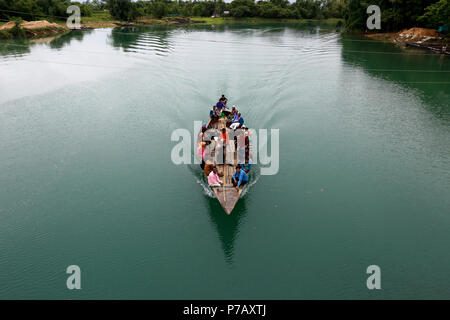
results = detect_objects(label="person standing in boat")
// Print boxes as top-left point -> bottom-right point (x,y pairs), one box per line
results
218,128 -> 229,164
198,141 -> 206,170
197,126 -> 207,145
232,165 -> 248,190
208,166 -> 223,187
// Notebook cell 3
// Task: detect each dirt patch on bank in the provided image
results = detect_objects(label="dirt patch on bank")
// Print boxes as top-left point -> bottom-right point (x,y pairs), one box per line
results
0,20 -> 64,31
397,27 -> 439,42
82,21 -> 118,29
366,27 -> 448,54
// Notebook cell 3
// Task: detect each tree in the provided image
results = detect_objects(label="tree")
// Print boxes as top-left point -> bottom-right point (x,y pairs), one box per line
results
230,0 -> 256,17
107,0 -> 137,21
418,0 -> 449,28
152,1 -> 168,18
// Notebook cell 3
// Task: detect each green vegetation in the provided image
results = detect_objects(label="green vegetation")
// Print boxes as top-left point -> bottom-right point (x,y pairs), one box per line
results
0,0 -> 448,32
0,0 -> 346,23
101,0 -> 450,30
418,0 -> 450,28
0,0 -> 93,21
344,0 -> 449,31
190,16 -> 343,25
0,19 -> 27,39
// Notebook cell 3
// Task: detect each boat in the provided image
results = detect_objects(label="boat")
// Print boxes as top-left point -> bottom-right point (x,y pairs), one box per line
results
200,106 -> 250,215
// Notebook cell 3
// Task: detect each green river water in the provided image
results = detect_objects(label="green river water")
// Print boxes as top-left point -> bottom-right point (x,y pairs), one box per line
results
0,23 -> 449,299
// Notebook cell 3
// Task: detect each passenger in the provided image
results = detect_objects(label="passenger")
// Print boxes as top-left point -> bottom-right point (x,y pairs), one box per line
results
216,100 -> 225,111
236,129 -> 246,163
242,156 -> 252,173
230,113 -> 241,130
219,94 -> 227,105
198,141 -> 206,170
238,113 -> 244,127
220,128 -> 229,145
219,127 -> 229,162
210,106 -> 219,120
203,158 -> 215,176
208,166 -> 223,187
232,165 -> 249,190
227,106 -> 235,121
242,126 -> 250,150
231,111 -> 239,123
198,126 -> 207,145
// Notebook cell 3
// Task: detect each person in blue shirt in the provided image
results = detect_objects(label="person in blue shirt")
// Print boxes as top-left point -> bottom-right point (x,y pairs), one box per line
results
242,158 -> 252,173
210,106 -> 219,120
232,165 -> 249,190
230,112 -> 243,130
238,114 -> 244,127
216,100 -> 225,111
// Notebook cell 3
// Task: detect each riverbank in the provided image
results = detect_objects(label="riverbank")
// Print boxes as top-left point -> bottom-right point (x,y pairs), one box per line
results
365,27 -> 449,55
0,12 -> 343,40
0,20 -> 69,39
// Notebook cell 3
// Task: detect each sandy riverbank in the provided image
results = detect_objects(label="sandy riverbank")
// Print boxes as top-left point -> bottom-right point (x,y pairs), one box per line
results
366,27 -> 449,55
0,20 -> 69,39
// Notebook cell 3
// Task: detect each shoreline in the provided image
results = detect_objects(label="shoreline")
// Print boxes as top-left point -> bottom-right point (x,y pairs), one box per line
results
0,17 -> 343,40
2,18 -> 447,56
364,28 -> 449,55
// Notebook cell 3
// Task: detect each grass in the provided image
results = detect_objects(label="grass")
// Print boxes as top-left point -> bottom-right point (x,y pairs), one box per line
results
76,12 -> 343,27
82,11 -> 117,23
190,16 -> 343,25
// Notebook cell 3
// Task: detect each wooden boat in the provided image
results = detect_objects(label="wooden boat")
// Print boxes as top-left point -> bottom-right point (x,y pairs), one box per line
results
201,109 -> 249,215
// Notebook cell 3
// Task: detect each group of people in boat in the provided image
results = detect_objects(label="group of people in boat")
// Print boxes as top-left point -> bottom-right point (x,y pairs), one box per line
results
199,95 -> 252,191
210,97 -> 245,131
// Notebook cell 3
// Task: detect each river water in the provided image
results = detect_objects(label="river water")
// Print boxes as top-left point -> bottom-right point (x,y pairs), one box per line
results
0,23 -> 449,299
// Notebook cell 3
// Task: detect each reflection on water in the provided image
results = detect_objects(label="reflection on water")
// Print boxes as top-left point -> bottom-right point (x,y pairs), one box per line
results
48,29 -> 93,50
0,41 -> 30,57
0,29 -> 93,57
108,27 -> 174,56
205,195 -> 246,264
340,35 -> 450,119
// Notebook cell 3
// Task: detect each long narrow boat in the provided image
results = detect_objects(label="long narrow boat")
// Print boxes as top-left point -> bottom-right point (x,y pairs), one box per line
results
202,111 -> 248,215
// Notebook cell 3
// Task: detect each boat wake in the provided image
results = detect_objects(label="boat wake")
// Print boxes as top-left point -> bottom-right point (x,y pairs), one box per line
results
240,169 -> 260,197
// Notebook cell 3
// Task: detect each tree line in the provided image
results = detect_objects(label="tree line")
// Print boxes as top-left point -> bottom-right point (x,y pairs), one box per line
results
102,0 -> 347,21
0,0 -> 93,21
0,0 -> 448,31
344,0 -> 449,31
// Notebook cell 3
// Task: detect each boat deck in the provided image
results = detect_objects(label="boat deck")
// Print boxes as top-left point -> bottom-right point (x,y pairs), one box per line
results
205,117 -> 241,215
